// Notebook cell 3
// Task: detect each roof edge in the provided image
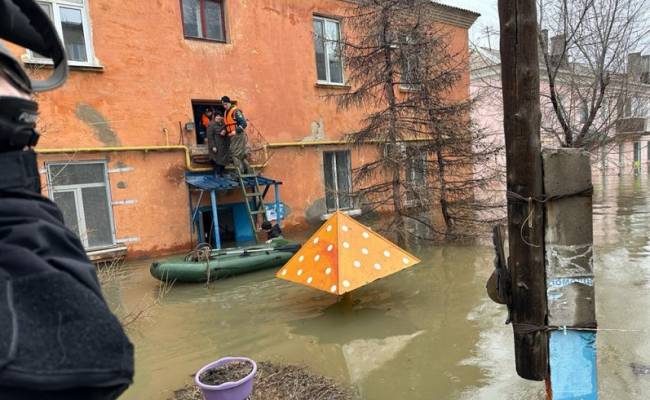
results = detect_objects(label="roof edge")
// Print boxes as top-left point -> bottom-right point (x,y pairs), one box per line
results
430,2 -> 481,29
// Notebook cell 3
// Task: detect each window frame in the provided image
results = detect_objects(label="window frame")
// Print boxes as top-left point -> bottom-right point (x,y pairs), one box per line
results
399,34 -> 422,91
27,0 -> 98,67
180,0 -> 227,43
47,160 -> 117,250
634,141 -> 642,164
323,150 -> 353,212
619,142 -> 625,168
313,15 -> 345,86
405,149 -> 427,206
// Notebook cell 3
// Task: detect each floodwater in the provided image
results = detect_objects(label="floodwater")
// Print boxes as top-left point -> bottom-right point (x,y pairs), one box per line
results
106,174 -> 650,399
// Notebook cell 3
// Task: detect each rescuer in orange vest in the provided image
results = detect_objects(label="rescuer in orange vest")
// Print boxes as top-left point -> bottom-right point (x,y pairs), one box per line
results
199,108 -> 214,144
222,96 -> 251,174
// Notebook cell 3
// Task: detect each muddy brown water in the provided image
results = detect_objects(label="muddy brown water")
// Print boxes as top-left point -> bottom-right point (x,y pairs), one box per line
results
106,174 -> 650,399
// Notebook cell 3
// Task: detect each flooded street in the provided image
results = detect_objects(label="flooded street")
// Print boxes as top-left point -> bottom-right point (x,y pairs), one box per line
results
106,175 -> 650,399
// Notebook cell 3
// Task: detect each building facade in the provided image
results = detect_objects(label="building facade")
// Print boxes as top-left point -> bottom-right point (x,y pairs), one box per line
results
13,0 -> 478,258
471,46 -> 650,178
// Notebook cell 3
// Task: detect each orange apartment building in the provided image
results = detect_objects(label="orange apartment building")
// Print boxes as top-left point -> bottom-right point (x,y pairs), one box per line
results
12,0 -> 478,258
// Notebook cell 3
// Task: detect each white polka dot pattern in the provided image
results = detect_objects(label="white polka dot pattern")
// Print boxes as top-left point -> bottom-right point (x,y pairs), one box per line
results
275,211 -> 420,296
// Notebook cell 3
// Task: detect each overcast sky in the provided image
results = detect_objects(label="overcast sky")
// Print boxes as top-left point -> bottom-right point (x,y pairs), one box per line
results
437,0 -> 499,47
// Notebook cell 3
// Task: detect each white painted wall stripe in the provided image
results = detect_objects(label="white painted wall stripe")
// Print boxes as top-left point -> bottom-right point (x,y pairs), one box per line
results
116,237 -> 140,244
111,200 -> 137,206
108,167 -> 134,174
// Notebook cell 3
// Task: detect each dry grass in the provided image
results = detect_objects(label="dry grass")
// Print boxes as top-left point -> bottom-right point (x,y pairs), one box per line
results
171,361 -> 353,400
97,256 -> 174,330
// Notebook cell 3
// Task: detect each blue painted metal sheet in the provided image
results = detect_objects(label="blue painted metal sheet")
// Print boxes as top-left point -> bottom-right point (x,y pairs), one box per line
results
185,173 -> 282,192
549,330 -> 598,400
231,202 -> 255,242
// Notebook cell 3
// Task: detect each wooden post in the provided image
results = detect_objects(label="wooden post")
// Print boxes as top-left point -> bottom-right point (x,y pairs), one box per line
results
543,149 -> 598,399
498,0 -> 548,381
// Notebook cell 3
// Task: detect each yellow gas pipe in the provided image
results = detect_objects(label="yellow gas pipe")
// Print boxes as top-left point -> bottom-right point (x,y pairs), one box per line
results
35,138 -> 429,172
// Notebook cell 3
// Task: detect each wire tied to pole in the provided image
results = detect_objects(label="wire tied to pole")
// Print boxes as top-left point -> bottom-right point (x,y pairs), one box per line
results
506,186 -> 594,248
512,322 -> 644,334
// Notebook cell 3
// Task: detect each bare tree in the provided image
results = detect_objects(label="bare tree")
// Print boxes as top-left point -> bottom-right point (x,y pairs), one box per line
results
538,0 -> 650,149
333,0 -> 503,243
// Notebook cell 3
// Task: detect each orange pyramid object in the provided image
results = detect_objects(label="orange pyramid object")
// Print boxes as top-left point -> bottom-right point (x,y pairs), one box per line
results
276,211 -> 421,295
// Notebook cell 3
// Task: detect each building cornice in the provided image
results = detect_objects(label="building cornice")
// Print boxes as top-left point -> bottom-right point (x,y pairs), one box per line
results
338,1 -> 480,29
429,2 -> 480,29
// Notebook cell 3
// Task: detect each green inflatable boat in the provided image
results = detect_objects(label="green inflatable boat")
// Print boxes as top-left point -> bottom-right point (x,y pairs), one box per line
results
150,239 -> 300,283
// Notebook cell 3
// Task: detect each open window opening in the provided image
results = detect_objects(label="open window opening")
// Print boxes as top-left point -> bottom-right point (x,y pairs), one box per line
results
191,100 -> 225,144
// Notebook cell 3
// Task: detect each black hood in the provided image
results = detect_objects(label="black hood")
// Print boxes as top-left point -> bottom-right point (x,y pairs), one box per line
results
0,0 -> 68,93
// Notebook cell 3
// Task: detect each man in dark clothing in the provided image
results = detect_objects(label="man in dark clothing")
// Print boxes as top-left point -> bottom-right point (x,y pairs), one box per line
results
0,1 -> 134,399
207,114 -> 229,176
261,220 -> 283,240
222,96 -> 252,174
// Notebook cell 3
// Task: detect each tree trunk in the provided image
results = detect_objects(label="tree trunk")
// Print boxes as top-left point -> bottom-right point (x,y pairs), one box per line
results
435,137 -> 453,233
498,0 -> 548,381
381,6 -> 406,245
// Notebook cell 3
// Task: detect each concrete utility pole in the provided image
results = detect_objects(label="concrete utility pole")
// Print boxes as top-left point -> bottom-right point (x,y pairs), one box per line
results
543,149 -> 598,399
498,0 -> 548,381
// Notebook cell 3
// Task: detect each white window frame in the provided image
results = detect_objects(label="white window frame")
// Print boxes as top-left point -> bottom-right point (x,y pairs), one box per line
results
25,0 -> 99,68
313,16 -> 345,86
47,160 -> 116,250
323,150 -> 353,212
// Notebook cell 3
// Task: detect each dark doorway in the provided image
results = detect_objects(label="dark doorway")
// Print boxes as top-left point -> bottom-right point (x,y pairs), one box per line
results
199,206 -> 235,247
192,100 -> 225,144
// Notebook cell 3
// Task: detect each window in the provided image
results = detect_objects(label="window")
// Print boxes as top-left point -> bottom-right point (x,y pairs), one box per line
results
181,0 -> 226,42
313,17 -> 343,84
48,162 -> 115,249
619,142 -> 625,168
634,141 -> 642,171
32,0 -> 96,65
406,151 -> 426,205
400,34 -> 420,89
579,100 -> 589,125
627,97 -> 650,118
192,100 -> 225,144
323,151 -> 352,211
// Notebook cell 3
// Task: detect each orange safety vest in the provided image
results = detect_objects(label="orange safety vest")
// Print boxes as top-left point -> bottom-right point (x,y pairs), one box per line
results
224,106 -> 239,136
201,113 -> 210,129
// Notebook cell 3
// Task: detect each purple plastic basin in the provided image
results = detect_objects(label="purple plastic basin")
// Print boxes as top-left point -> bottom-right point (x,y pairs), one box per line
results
195,357 -> 257,400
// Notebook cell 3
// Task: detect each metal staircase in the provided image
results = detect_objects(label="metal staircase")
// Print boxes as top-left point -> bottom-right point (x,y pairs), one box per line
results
235,167 -> 267,233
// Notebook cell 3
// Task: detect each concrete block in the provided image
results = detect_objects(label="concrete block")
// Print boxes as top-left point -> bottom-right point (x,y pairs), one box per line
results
542,148 -> 592,197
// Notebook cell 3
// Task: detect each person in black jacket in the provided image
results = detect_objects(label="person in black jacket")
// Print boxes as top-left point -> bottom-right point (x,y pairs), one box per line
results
0,1 -> 134,399
261,220 -> 283,241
